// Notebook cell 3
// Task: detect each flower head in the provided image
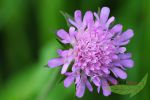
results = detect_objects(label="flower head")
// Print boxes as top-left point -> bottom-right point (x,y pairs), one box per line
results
48,7 -> 134,97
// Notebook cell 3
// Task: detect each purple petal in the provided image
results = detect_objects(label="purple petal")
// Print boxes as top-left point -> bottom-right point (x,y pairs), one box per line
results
102,67 -> 110,74
97,79 -> 101,93
120,59 -> 134,68
106,16 -> 115,28
97,86 -> 101,93
119,40 -> 130,46
83,11 -> 94,25
100,7 -> 110,25
74,10 -> 82,23
64,72 -> 73,76
92,77 -> 100,86
61,50 -> 69,57
75,75 -> 80,84
48,58 -> 63,68
86,80 -> 93,92
118,53 -> 132,59
115,40 -> 130,46
107,76 -> 117,85
119,29 -> 134,41
94,12 -> 100,21
61,62 -> 70,74
64,76 -> 74,87
57,29 -> 69,39
69,27 -> 76,36
57,49 -> 63,55
113,62 -> 122,67
76,83 -> 86,98
102,79 -> 111,96
61,40 -> 70,44
112,55 -> 119,60
72,65 -> 76,72
68,19 -> 78,28
57,50 -> 70,58
67,55 -> 74,62
111,67 -> 127,79
118,47 -> 126,53
110,24 -> 122,33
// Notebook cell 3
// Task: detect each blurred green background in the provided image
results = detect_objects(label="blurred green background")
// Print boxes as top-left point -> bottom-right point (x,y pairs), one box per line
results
0,0 -> 149,100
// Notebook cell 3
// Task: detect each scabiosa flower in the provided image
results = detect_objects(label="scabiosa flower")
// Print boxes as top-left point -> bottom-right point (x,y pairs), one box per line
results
48,7 -> 134,97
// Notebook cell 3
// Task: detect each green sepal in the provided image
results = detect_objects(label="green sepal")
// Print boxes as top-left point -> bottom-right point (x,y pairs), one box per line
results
56,38 -> 72,49
60,11 -> 73,27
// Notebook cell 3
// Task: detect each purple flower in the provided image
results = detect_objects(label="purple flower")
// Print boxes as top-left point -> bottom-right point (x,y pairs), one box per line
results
48,7 -> 134,97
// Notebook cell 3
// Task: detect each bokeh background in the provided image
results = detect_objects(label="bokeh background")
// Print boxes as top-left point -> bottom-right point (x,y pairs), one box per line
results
0,0 -> 150,100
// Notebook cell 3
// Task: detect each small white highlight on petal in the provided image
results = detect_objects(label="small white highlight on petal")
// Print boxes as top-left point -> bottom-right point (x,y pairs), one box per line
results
61,62 -> 70,74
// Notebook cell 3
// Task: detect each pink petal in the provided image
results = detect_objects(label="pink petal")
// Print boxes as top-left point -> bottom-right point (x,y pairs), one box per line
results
74,10 -> 82,23
67,55 -> 74,62
57,50 -> 70,58
106,16 -> 115,29
64,76 -> 74,87
57,29 -> 69,39
83,11 -> 94,25
69,27 -> 75,35
57,29 -> 70,43
100,7 -> 110,25
48,58 -> 63,68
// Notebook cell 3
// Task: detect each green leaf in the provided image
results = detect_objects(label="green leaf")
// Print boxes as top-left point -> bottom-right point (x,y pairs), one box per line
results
111,85 -> 133,95
60,11 -> 73,27
129,73 -> 148,97
110,73 -> 148,97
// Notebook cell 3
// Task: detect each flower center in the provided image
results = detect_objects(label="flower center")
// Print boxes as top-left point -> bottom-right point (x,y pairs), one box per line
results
74,29 -> 117,74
